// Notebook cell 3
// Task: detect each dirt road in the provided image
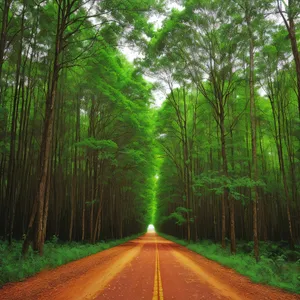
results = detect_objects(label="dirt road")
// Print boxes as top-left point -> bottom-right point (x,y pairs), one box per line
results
0,233 -> 299,300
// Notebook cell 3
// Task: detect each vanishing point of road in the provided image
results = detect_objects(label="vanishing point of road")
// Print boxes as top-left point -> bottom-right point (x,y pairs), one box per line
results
0,233 -> 299,300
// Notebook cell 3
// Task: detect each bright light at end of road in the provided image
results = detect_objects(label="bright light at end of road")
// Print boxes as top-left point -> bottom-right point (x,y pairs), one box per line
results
147,224 -> 155,232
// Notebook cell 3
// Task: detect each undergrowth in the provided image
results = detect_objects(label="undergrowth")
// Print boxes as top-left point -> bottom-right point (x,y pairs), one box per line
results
159,233 -> 300,294
0,233 -> 142,287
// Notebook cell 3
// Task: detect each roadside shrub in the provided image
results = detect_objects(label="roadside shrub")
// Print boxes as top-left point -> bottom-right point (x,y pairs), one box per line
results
286,251 -> 300,262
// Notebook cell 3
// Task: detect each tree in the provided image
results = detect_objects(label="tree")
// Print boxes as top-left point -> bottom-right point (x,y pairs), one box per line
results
277,0 -> 300,117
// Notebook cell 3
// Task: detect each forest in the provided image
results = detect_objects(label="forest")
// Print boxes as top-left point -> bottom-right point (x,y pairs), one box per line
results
0,0 -> 299,293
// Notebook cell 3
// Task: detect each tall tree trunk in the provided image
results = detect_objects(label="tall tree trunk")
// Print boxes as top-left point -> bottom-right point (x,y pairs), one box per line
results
246,4 -> 259,262
0,0 -> 12,104
22,3 -> 65,256
82,160 -> 88,241
219,107 -> 235,253
183,90 -> 191,242
69,173 -> 76,241
277,0 -> 300,117
269,97 -> 295,250
92,185 -> 104,244
6,4 -> 26,245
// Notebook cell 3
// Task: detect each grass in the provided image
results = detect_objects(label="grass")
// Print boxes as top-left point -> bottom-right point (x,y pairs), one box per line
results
159,233 -> 300,294
0,233 -> 142,287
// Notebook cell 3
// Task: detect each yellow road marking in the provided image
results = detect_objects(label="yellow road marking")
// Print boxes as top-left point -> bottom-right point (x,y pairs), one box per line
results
152,238 -> 164,300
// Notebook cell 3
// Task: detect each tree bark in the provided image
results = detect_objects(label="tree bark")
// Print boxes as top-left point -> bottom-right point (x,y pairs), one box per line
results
22,2 -> 65,256
246,4 -> 260,262
0,0 -> 12,104
277,0 -> 300,117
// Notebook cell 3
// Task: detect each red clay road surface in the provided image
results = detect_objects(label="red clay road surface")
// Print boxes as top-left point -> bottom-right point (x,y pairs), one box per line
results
0,233 -> 299,300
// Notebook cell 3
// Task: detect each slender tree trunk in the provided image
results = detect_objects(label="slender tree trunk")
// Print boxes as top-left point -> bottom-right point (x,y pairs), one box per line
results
268,76 -> 295,250
82,160 -> 87,241
0,0 -> 12,104
22,3 -> 65,256
69,173 -> 76,241
183,91 -> 191,243
278,0 -> 300,116
93,185 -> 104,243
219,106 -> 235,252
41,168 -> 51,246
6,4 -> 26,245
246,6 -> 259,262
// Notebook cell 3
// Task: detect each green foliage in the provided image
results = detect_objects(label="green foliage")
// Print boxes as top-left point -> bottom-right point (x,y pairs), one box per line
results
194,172 -> 266,204
76,138 -> 118,152
167,207 -> 192,225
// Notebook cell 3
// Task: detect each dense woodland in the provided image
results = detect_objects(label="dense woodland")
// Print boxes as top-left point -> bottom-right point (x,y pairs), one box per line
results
0,0 -> 299,264
0,0 -> 157,256
152,0 -> 300,261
